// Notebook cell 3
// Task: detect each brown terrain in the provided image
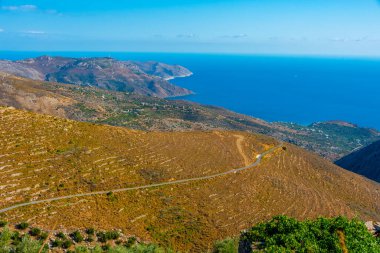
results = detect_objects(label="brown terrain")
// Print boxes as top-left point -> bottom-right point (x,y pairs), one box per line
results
1,72 -> 378,161
1,107 -> 380,251
0,56 -> 193,98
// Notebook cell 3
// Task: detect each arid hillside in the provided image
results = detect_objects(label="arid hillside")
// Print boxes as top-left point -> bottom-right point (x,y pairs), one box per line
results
336,140 -> 380,183
0,107 -> 380,251
1,73 -> 378,161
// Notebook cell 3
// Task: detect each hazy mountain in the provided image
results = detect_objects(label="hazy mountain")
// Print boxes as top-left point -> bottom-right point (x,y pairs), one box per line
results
336,140 -> 380,183
0,56 -> 193,98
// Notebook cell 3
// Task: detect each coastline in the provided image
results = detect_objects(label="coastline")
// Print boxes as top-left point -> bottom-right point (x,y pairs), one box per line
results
164,72 -> 193,81
164,72 -> 196,99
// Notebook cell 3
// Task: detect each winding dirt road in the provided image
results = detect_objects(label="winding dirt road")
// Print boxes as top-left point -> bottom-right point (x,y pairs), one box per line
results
0,142 -> 283,214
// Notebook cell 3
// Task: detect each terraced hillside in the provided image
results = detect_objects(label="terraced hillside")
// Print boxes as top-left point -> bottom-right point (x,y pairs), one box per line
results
1,72 -> 379,161
1,107 -> 380,251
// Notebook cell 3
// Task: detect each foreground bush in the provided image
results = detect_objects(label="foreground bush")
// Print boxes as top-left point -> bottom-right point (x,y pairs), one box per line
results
239,215 -> 380,252
213,238 -> 238,253
0,227 -> 48,253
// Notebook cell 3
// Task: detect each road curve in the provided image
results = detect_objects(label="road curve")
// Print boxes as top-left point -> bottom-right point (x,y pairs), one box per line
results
0,143 -> 283,214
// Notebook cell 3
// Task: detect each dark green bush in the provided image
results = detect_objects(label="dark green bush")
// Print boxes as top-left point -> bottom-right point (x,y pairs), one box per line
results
240,215 -> 380,252
16,222 -> 29,230
125,236 -> 137,248
38,232 -> 48,241
70,230 -> 84,243
15,234 -> 47,253
62,239 -> 73,249
85,227 -> 95,235
86,236 -> 94,242
96,232 -> 107,243
56,231 -> 66,239
29,227 -> 41,236
106,231 -> 120,240
0,220 -> 7,227
51,239 -> 63,248
10,231 -> 21,242
101,244 -> 111,251
213,238 -> 238,253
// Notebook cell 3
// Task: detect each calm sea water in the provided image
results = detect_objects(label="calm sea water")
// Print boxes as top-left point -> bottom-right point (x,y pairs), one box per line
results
2,52 -> 380,129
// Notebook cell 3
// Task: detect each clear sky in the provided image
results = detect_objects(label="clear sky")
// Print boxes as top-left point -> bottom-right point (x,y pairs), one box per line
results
1,0 -> 380,56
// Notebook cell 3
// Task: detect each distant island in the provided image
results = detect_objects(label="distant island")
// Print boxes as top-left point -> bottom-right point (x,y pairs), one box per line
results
0,56 -> 193,98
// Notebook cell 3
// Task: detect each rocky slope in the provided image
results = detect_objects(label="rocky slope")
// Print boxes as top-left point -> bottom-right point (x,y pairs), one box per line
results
0,72 -> 378,160
336,140 -> 380,183
1,107 -> 380,251
0,56 -> 193,98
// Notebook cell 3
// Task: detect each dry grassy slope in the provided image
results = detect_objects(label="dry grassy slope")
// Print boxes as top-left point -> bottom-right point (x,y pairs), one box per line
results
0,71 -> 271,130
1,107 -> 380,251
2,72 -> 379,161
0,73 -> 74,118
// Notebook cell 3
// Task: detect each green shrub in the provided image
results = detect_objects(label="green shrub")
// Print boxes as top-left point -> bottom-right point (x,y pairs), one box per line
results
51,239 -> 63,248
106,231 -> 120,240
56,231 -> 66,239
101,244 -> 111,251
124,237 -> 137,248
86,235 -> 94,242
127,243 -> 168,253
240,215 -> 380,252
75,246 -> 90,253
38,232 -> 48,241
213,238 -> 238,253
0,227 -> 12,249
10,230 -> 21,242
0,221 -> 7,228
96,232 -> 107,243
91,246 -> 103,253
62,239 -> 73,249
15,234 -> 48,253
16,222 -> 29,230
29,227 -> 41,237
85,228 -> 95,235
70,230 -> 84,243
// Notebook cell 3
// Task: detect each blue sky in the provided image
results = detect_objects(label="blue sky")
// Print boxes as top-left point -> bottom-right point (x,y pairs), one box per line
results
1,0 -> 380,55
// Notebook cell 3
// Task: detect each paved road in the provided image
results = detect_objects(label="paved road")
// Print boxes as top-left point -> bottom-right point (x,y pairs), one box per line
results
0,143 -> 283,214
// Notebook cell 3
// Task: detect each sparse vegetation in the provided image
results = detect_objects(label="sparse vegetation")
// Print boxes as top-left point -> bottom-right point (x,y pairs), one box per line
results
70,230 -> 84,243
212,238 -> 238,253
1,108 -> 380,252
29,227 -> 41,237
1,73 -> 378,161
0,217 -> 378,252
0,221 -> 7,228
60,239 -> 72,249
85,228 -> 95,235
16,222 -> 29,230
51,239 -> 63,248
0,226 -> 48,252
57,232 -> 66,239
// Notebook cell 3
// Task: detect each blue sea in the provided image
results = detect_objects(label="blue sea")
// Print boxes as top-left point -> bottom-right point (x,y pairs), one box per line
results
2,52 -> 380,130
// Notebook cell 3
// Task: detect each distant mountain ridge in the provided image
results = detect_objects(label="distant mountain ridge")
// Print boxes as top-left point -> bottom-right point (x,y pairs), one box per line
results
0,56 -> 193,98
336,140 -> 380,183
